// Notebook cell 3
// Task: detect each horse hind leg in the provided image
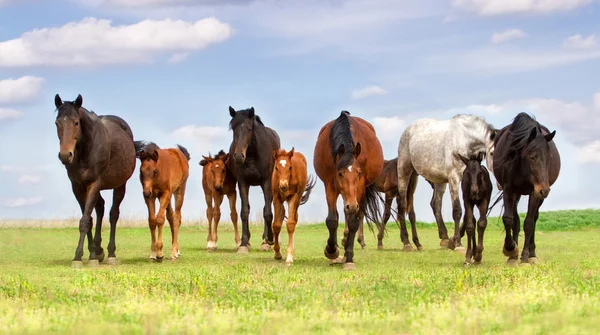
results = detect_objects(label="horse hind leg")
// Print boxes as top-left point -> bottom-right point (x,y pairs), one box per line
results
377,193 -> 393,250
431,183 -> 450,248
446,173 -> 465,252
357,214 -> 366,249
228,192 -> 241,247
93,194 -> 106,263
106,184 -> 126,265
407,174 -> 422,251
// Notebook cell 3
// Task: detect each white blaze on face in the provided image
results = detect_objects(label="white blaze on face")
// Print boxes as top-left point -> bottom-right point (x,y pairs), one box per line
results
279,159 -> 287,168
347,165 -> 352,172
215,164 -> 219,168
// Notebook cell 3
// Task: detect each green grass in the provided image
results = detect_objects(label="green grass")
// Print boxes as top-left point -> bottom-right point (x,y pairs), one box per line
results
1,210 -> 600,335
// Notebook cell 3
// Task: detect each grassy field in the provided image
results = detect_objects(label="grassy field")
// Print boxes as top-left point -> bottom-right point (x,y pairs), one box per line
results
1,209 -> 599,334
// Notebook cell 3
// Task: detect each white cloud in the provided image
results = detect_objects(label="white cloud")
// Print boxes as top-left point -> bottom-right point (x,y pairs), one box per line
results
594,92 -> 600,110
171,125 -> 230,154
0,108 -> 24,122
371,116 -> 407,142
577,140 -> 600,164
491,29 -> 527,44
18,175 -> 42,184
563,34 -> 597,50
4,197 -> 42,208
77,0 -> 252,7
0,17 -> 233,67
452,0 -> 593,16
0,76 -> 44,104
167,52 -> 189,64
351,86 -> 388,100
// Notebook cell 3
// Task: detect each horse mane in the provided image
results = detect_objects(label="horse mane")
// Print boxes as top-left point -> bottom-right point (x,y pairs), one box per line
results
214,149 -> 228,161
134,141 -> 160,159
229,108 -> 264,130
452,114 -> 496,143
503,112 -> 550,169
329,110 -> 355,170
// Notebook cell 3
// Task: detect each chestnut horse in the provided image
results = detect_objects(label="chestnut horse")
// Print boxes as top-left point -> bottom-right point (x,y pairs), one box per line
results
458,153 -> 492,266
136,141 -> 190,262
54,94 -> 139,268
490,112 -> 560,266
313,111 -> 384,270
271,147 -> 316,264
227,106 -> 280,253
200,150 -> 240,251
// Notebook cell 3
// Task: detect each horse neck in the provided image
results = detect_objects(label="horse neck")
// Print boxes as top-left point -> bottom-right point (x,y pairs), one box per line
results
75,109 -> 106,159
246,125 -> 268,156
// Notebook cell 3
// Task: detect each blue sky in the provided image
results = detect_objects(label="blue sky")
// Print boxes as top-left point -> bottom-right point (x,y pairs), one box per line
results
1,0 -> 599,224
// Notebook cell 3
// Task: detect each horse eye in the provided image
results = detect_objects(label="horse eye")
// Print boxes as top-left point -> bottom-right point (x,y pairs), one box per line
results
338,172 -> 343,177
358,171 -> 363,177
153,169 -> 158,175
75,121 -> 79,126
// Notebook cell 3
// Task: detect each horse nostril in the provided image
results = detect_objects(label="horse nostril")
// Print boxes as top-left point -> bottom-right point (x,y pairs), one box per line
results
68,152 -> 73,158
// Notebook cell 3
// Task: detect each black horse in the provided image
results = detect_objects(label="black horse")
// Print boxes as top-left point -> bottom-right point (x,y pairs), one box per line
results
491,112 -> 561,266
227,106 -> 281,253
54,94 -> 140,268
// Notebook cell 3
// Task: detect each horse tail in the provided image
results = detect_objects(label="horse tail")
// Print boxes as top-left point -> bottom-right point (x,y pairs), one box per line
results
487,190 -> 504,217
134,140 -> 147,158
300,175 -> 316,206
176,144 -> 191,161
360,183 -> 385,234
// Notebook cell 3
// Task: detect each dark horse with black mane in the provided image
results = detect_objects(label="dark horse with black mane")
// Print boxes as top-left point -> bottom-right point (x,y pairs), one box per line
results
54,94 -> 140,268
227,106 -> 281,253
491,112 -> 560,266
313,111 -> 385,270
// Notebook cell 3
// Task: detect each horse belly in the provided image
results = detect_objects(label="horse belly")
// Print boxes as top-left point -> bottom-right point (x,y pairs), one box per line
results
102,131 -> 136,189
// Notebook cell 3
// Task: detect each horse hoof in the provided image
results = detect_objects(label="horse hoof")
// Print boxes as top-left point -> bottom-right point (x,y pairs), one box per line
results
503,245 -> 519,258
360,243 -> 367,249
520,261 -> 531,267
440,239 -> 450,248
71,261 -> 84,269
342,262 -> 356,271
96,251 -> 105,263
329,256 -> 345,265
506,259 -> 519,267
207,247 -> 217,252
156,256 -> 164,263
88,259 -> 100,267
417,246 -> 424,251
463,261 -> 471,267
528,257 -> 538,265
237,246 -> 250,254
403,244 -> 415,252
285,261 -> 293,267
377,245 -> 384,250
260,243 -> 272,252
473,260 -> 482,265
324,247 -> 339,260
274,252 -> 282,260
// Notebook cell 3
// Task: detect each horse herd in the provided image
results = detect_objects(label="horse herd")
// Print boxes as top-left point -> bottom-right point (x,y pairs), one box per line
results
53,93 -> 561,270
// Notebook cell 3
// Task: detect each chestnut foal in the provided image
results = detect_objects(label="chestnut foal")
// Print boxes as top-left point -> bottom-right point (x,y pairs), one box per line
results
136,142 -> 190,262
200,150 -> 240,251
458,153 -> 492,265
271,147 -> 316,264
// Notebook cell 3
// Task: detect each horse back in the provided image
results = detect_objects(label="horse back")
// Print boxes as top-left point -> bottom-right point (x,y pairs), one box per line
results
374,158 -> 398,193
165,148 -> 190,187
100,115 -> 134,140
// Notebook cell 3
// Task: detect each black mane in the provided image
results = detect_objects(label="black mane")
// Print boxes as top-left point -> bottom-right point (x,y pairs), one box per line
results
229,108 -> 264,130
176,144 -> 191,161
134,141 -> 160,159
329,111 -> 355,170
502,112 -> 550,169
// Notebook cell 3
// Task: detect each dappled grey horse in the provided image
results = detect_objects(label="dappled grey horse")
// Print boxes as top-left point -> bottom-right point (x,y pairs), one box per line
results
396,114 -> 496,251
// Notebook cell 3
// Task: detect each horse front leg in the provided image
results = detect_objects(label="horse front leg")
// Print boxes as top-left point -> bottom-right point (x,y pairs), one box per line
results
145,196 -> 158,261
342,210 -> 360,270
521,196 -> 542,265
323,183 -> 340,262
154,191 -> 173,262
106,183 -> 126,265
501,191 -> 519,266
285,195 -> 301,265
73,181 -> 101,268
528,199 -> 543,264
237,182 -> 251,253
446,173 -> 464,252
462,200 -> 475,265
211,191 -> 224,251
272,195 -> 285,261
474,200 -> 489,264
205,192 -> 215,250
260,181 -> 275,251
228,192 -> 241,247
93,194 -> 105,262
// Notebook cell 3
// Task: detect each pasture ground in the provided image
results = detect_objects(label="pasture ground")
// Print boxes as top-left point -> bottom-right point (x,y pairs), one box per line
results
1,209 -> 599,334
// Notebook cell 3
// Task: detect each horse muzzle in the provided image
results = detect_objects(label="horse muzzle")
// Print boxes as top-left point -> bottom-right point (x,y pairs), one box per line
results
58,151 -> 74,165
536,187 -> 550,200
234,153 -> 246,164
344,202 -> 359,216
143,191 -> 152,199
279,181 -> 289,193
214,185 -> 223,192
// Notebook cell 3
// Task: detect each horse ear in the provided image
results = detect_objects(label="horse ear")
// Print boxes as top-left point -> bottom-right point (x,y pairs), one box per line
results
490,129 -> 497,141
248,107 -> 255,118
54,94 -> 63,109
354,142 -> 361,158
545,130 -> 556,142
139,151 -> 147,161
74,94 -> 83,109
151,150 -> 159,161
229,106 -> 236,118
199,159 -> 208,166
288,147 -> 295,159
528,127 -> 538,142
458,154 -> 469,166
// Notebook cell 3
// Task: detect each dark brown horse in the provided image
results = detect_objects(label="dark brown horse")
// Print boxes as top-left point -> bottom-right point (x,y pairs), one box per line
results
491,112 -> 561,266
227,106 -> 281,254
200,150 -> 240,251
458,153 -> 492,266
372,157 -> 436,250
54,94 -> 139,268
313,111 -> 384,270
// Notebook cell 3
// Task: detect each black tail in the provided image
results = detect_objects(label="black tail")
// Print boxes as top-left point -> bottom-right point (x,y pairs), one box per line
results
487,190 -> 504,217
134,140 -> 147,158
300,175 -> 317,206
176,144 -> 191,161
360,183 -> 385,234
